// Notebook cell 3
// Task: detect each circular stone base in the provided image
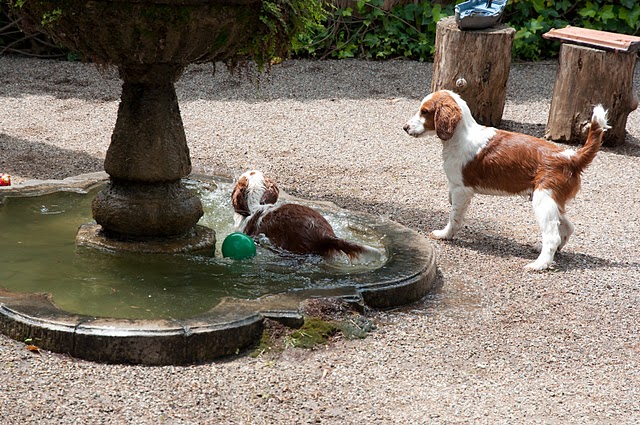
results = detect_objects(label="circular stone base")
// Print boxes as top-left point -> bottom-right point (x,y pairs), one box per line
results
1,173 -> 437,365
92,180 -> 204,238
76,223 -> 216,254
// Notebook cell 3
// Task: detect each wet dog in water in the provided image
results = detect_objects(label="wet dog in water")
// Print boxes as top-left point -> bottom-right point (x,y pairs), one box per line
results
231,170 -> 382,263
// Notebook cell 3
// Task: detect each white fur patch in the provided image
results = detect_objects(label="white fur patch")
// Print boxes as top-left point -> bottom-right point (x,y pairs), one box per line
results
592,104 -> 610,130
404,112 -> 432,137
560,149 -> 576,159
440,92 -> 496,188
526,189 -> 561,270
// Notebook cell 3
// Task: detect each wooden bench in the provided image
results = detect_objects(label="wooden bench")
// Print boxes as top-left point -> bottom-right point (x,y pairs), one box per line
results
543,26 -> 640,146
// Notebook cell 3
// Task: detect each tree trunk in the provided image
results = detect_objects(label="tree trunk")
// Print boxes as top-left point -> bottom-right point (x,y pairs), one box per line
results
432,16 -> 515,127
546,43 -> 638,146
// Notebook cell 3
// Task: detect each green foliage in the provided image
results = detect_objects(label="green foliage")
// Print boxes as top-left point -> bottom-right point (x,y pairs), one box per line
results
294,0 -> 454,61
248,0 -> 326,67
1,1 -> 68,58
293,0 -> 640,62
3,0 -> 640,62
507,0 -> 640,60
40,7 -> 61,26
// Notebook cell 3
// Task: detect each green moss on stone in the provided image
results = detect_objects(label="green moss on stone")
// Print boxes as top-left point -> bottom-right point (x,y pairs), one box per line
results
286,318 -> 338,349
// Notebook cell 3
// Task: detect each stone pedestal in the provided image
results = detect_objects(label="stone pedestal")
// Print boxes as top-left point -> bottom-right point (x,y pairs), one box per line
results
92,64 -> 203,238
76,223 -> 216,254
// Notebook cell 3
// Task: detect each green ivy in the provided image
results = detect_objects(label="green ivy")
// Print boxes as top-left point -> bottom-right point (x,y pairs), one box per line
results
251,0 -> 326,66
3,0 -> 640,62
293,0 -> 454,61
507,0 -> 640,60
293,0 -> 640,62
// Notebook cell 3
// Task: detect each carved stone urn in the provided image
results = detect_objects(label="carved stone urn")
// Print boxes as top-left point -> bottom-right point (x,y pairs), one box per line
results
11,0 -> 308,246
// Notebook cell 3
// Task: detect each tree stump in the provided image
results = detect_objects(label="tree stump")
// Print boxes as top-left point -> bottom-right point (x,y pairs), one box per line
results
432,16 -> 515,127
544,27 -> 640,147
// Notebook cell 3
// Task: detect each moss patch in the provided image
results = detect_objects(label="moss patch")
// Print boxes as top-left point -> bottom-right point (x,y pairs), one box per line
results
251,298 -> 377,358
285,317 -> 338,349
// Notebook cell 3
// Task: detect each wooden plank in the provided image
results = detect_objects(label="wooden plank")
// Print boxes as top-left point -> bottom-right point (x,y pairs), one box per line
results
543,26 -> 640,53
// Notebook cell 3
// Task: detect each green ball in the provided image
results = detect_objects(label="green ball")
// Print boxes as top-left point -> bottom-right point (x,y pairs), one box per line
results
221,232 -> 257,260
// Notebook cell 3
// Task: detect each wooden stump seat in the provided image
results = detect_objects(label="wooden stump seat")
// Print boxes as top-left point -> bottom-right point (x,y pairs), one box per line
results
432,16 -> 515,127
543,26 -> 640,146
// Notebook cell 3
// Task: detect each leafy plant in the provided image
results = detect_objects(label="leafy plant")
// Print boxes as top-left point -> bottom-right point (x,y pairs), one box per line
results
293,0 -> 455,61
292,0 -> 640,62
247,0 -> 326,67
40,7 -> 61,27
3,0 -> 640,62
0,1 -> 67,58
505,0 -> 640,60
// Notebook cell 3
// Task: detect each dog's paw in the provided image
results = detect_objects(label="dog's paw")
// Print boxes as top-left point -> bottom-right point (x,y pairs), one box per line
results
524,260 -> 553,271
430,229 -> 453,240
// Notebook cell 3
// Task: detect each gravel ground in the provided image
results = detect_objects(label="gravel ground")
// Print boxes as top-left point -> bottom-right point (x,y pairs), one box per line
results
1,56 -> 639,424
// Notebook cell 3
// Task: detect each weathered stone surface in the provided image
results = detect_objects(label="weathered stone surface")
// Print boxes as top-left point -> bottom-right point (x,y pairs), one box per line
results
76,223 -> 216,254
12,0 -> 264,241
105,76 -> 191,182
92,180 -> 204,238
1,179 -> 438,364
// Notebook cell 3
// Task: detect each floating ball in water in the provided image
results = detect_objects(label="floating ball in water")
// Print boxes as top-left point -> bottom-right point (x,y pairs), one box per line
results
221,232 -> 256,260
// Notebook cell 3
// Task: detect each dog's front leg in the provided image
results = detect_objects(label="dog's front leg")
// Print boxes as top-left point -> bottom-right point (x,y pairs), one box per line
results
432,187 -> 474,240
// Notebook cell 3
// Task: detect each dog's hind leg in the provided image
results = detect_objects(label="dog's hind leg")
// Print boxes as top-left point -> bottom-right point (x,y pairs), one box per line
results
432,186 -> 474,240
558,213 -> 574,251
526,189 -> 562,270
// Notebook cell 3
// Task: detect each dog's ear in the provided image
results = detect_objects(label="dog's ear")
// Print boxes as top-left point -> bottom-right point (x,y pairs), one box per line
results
260,177 -> 279,205
434,95 -> 462,141
232,176 -> 250,216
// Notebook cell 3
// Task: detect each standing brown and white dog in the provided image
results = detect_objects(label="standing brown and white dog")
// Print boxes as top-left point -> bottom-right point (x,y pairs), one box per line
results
231,170 -> 382,263
403,90 -> 608,270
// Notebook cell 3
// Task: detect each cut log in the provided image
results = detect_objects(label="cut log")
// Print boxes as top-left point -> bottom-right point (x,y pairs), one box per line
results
432,16 -> 515,127
545,43 -> 638,146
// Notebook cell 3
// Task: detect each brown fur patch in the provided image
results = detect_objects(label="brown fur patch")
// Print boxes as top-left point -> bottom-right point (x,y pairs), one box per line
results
247,204 -> 336,254
421,91 -> 462,140
231,175 -> 250,216
462,130 -> 562,192
260,177 -> 279,205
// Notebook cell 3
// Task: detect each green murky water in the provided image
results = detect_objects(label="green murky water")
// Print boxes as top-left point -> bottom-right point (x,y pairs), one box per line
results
0,181 -> 386,320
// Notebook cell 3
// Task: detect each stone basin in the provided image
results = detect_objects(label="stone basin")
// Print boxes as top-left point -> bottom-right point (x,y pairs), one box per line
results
0,173 -> 438,364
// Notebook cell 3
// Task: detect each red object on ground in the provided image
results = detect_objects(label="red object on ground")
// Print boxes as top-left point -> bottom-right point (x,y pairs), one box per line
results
0,174 -> 11,186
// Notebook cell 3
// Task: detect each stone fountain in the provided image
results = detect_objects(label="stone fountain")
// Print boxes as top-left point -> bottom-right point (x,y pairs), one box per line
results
0,0 -> 439,364
10,0 -> 315,249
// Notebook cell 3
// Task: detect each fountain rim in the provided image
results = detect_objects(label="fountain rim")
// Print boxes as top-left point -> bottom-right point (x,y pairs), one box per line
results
0,172 -> 438,365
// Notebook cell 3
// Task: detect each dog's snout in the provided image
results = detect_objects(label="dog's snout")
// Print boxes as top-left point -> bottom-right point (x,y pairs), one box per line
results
403,123 -> 410,133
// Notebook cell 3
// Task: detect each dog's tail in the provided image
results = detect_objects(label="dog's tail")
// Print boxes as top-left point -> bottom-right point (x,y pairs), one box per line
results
320,237 -> 384,265
572,105 -> 609,171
